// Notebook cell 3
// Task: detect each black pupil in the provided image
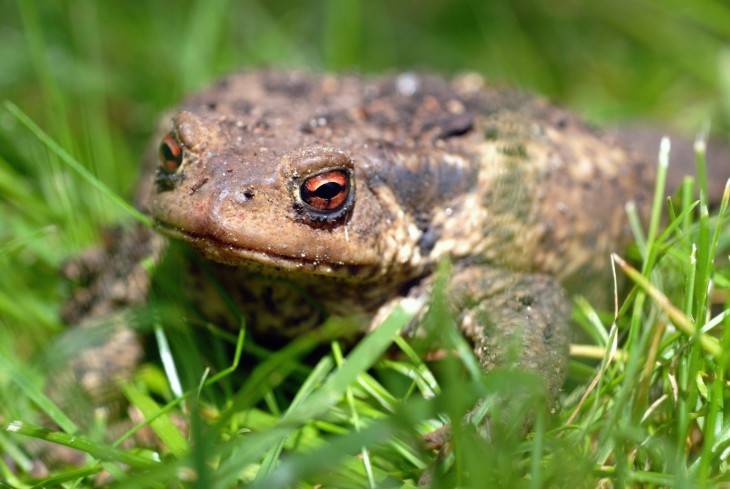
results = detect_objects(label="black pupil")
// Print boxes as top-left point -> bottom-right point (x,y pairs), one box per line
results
314,181 -> 343,199
161,143 -> 176,162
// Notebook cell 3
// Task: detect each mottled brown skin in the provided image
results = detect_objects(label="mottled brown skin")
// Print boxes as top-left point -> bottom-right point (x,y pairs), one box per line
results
65,70 -> 657,404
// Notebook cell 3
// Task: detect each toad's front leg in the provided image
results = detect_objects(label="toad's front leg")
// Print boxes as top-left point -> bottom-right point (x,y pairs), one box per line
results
449,266 -> 571,403
417,267 -> 571,486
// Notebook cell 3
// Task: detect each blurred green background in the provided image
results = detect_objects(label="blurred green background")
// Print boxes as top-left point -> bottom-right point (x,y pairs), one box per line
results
1,0 -> 729,352
4,0 -> 730,139
4,0 -> 730,173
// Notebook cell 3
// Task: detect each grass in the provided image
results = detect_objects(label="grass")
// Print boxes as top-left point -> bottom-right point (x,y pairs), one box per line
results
1,1 -> 730,487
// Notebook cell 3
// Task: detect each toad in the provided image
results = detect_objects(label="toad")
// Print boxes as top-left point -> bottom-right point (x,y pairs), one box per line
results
64,70 -> 700,407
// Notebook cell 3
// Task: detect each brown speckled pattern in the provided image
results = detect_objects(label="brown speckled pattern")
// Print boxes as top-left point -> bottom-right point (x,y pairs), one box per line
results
65,70 -> 659,402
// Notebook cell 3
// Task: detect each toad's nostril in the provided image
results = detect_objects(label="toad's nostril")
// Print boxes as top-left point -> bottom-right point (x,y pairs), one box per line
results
234,188 -> 255,204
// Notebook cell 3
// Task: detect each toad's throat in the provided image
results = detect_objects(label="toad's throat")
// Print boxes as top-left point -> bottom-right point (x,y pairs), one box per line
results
154,220 -> 364,276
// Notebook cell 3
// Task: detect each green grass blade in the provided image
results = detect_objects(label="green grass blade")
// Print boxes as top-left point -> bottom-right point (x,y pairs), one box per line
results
248,418 -> 397,489
121,384 -> 190,459
0,354 -> 78,434
613,254 -> 721,357
6,421 -> 158,469
29,465 -> 103,488
283,301 -> 418,425
643,136 -> 670,266
255,355 -> 334,479
2,101 -> 151,226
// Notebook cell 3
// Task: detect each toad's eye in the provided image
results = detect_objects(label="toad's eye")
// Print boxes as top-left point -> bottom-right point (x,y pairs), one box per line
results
300,170 -> 350,212
159,133 -> 183,172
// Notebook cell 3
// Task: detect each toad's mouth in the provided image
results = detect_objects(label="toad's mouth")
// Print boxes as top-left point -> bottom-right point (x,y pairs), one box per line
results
155,221 -> 357,276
